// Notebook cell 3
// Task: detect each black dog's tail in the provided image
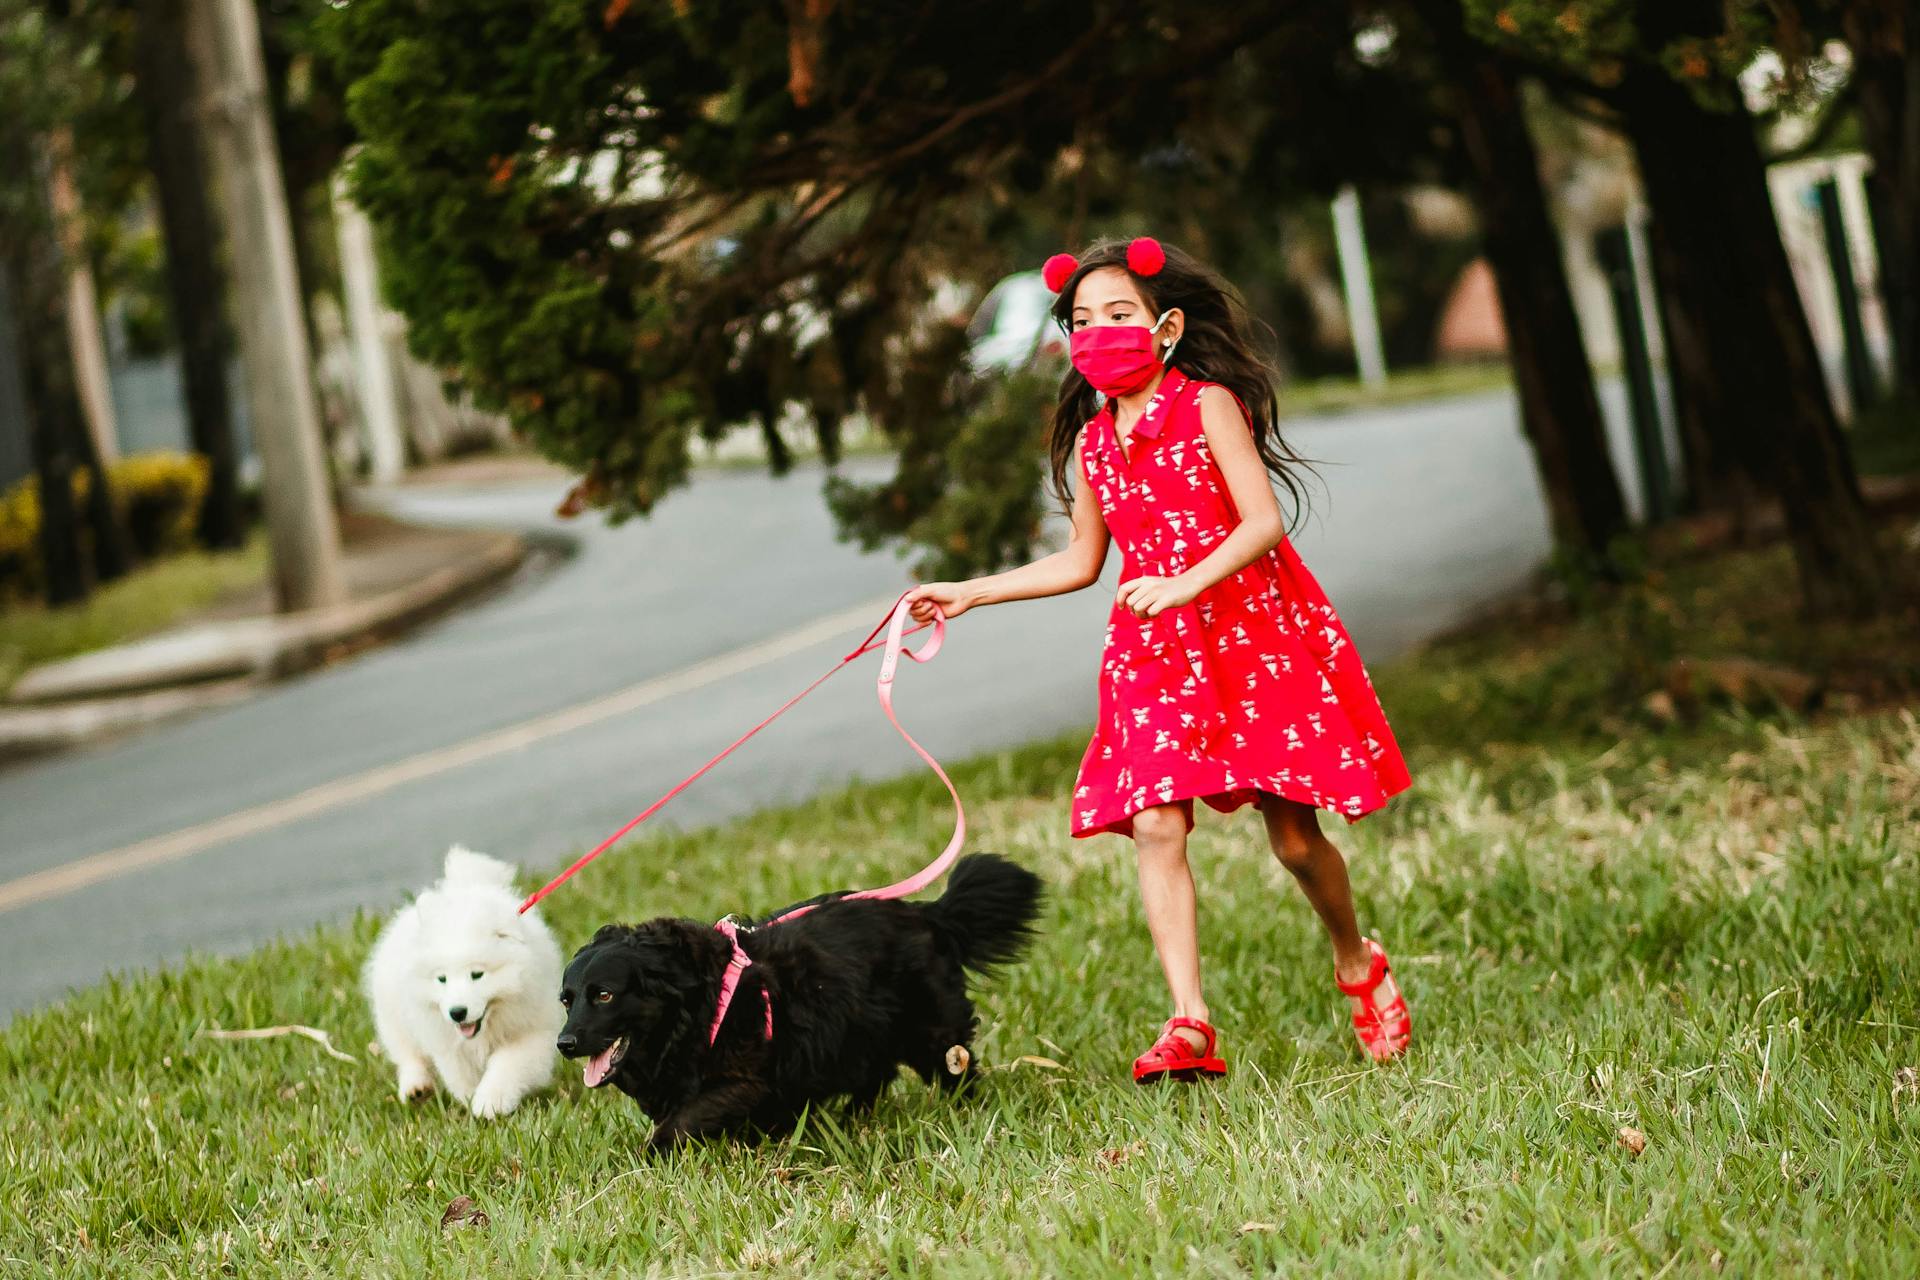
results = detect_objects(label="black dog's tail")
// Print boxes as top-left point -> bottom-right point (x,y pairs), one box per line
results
923,853 -> 1043,973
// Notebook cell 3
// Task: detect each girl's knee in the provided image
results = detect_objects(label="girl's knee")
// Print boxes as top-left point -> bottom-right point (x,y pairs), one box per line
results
1131,805 -> 1188,857
1261,796 -> 1321,869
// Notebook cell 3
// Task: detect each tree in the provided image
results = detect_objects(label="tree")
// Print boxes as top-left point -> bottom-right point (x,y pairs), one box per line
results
321,4 -> 1651,578
129,0 -> 246,549
1,0 -> 134,603
1464,0 -> 1891,616
1397,0 -> 1630,559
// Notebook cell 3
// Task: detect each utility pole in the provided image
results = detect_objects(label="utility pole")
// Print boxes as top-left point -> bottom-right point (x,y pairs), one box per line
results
183,0 -> 345,611
1331,185 -> 1388,390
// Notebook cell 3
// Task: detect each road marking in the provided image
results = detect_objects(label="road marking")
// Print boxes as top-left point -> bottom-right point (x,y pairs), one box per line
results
0,596 -> 903,916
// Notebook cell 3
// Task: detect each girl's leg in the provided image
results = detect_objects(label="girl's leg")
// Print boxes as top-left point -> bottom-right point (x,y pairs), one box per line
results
1257,796 -> 1400,1019
1132,803 -> 1210,1050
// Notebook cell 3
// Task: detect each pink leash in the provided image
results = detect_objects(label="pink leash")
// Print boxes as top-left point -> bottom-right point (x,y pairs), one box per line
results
514,594 -> 967,1044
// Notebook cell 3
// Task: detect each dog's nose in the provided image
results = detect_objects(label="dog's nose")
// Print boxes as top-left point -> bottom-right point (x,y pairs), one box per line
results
556,1033 -> 578,1056
447,1006 -> 468,1023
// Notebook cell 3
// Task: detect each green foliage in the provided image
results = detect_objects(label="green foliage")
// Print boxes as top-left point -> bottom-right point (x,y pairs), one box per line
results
314,4 -> 1468,573
1457,0 -> 1809,108
0,453 -> 212,602
827,369 -> 1056,580
0,0 -> 146,250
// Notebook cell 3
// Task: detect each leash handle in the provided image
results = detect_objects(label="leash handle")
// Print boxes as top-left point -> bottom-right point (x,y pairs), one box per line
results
518,592 -> 941,915
770,595 -> 962,921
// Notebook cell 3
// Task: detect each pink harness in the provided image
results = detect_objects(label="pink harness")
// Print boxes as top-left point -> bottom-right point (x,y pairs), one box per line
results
519,595 -> 965,1047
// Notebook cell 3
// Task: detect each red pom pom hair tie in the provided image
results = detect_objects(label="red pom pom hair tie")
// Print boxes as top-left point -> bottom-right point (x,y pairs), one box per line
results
1044,239 -> 1163,292
1126,237 -> 1165,276
1042,253 -> 1079,293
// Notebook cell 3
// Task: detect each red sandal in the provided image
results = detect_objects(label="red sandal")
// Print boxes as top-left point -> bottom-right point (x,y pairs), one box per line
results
1337,938 -> 1411,1062
1132,1016 -> 1227,1084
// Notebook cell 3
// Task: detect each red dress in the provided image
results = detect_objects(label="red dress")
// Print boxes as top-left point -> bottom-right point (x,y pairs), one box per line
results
1072,369 -> 1411,838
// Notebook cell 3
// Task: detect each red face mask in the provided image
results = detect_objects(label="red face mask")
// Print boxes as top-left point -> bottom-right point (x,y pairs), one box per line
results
1070,313 -> 1175,397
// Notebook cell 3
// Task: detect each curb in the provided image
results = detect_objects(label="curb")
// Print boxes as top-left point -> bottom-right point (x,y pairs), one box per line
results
0,531 -> 533,760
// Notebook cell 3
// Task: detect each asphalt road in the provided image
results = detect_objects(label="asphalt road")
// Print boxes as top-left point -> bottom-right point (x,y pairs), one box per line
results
0,384 -> 1658,1020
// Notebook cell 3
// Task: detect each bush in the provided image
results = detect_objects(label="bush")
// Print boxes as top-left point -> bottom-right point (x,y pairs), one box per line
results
0,452 -> 211,602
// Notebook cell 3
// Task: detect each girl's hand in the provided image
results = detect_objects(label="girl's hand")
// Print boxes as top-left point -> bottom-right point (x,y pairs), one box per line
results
1116,575 -> 1199,619
906,583 -> 973,623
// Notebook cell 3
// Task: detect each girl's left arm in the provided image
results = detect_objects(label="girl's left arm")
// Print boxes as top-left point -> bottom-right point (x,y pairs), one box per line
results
1116,386 -> 1287,619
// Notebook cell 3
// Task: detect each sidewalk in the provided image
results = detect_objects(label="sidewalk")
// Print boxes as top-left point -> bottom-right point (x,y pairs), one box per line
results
0,509 -> 536,761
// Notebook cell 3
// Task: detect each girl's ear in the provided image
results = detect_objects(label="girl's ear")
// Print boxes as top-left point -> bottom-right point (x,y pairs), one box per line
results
1159,307 -> 1185,354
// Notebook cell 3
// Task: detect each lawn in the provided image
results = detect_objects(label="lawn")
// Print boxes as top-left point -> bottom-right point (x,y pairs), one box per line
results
0,534 -> 268,697
1280,361 -> 1514,418
2,532 -> 1917,1277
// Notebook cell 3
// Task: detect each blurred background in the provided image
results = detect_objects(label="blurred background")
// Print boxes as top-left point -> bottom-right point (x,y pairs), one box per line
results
1,1 -> 1915,1014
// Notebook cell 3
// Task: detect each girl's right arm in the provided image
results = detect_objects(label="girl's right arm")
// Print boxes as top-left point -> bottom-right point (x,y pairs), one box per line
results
906,435 -> 1109,622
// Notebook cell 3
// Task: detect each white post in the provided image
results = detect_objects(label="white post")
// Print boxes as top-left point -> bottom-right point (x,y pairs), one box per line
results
1331,184 -> 1388,389
333,172 -> 406,485
185,0 -> 345,611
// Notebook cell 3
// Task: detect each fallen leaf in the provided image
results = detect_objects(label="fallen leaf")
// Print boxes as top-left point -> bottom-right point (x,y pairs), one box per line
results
1237,1221 -> 1278,1235
441,1196 -> 490,1231
1015,1055 -> 1066,1071
1895,1066 -> 1918,1100
1618,1125 -> 1647,1156
944,1044 -> 971,1076
1097,1141 -> 1145,1168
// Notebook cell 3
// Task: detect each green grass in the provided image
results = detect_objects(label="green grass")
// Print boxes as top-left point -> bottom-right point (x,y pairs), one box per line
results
1376,528 -> 1920,752
3,541 -> 1918,1277
1282,362 -> 1514,418
0,534 -> 268,696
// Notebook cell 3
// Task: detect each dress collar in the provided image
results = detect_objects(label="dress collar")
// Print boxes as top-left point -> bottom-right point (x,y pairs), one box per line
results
1097,367 -> 1189,451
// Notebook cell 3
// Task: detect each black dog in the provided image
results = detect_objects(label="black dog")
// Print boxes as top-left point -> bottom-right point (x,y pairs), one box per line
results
557,853 -> 1042,1151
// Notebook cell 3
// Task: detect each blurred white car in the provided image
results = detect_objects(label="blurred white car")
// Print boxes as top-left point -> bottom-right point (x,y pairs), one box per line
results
964,271 -> 1067,374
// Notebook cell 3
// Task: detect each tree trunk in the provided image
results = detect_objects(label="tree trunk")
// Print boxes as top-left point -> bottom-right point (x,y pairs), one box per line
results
4,127 -> 135,596
1620,65 -> 1888,616
1642,214 -> 1755,523
133,0 -> 245,550
1436,37 -> 1631,562
5,226 -> 99,607
1,256 -> 87,606
1843,0 -> 1920,401
46,127 -> 121,470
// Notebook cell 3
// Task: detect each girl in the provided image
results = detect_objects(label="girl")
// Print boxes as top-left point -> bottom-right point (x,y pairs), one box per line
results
906,237 -> 1413,1079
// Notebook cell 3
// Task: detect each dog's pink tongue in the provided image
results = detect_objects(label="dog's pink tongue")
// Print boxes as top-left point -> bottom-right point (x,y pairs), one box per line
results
584,1044 -> 618,1087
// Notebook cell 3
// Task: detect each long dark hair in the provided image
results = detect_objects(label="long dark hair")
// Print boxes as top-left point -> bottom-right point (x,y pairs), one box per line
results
1046,238 -> 1313,528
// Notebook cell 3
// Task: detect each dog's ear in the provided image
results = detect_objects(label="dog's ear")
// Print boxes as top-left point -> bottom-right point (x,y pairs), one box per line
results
589,922 -> 635,947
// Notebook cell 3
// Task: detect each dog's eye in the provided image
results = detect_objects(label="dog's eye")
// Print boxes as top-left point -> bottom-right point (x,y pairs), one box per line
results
560,994 -> 571,1008
595,991 -> 613,1004
469,971 -> 483,981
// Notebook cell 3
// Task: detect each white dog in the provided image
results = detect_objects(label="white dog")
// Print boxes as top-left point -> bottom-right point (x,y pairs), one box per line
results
364,846 -> 565,1118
